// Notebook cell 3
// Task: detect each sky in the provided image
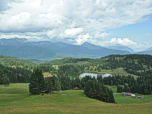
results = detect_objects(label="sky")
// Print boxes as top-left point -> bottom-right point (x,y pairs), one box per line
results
0,0 -> 152,52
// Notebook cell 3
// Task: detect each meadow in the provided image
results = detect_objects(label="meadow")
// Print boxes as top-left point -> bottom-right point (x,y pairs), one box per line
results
0,83 -> 152,113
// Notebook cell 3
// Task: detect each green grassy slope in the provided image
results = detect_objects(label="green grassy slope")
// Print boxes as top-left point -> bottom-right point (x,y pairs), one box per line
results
0,83 -> 152,114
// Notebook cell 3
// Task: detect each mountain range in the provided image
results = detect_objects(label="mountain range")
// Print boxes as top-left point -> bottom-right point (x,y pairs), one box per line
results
0,38 -> 151,62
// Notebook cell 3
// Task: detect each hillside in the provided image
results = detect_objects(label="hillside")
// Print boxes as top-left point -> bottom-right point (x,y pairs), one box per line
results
0,55 -> 37,66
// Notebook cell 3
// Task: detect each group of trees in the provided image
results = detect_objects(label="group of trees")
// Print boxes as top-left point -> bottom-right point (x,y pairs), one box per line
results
117,75 -> 152,95
102,74 -> 135,86
29,67 -> 61,95
84,80 -> 115,103
29,68 -> 45,94
57,65 -> 85,79
0,63 -> 33,84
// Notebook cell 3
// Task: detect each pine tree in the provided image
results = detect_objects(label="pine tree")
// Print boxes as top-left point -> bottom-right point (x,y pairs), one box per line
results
47,77 -> 53,94
38,69 -> 45,92
29,72 -> 39,94
55,77 -> 61,92
4,73 -> 10,86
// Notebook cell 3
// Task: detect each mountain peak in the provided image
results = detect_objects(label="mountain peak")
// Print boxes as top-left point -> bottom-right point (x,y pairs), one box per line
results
81,42 -> 103,49
81,42 -> 94,46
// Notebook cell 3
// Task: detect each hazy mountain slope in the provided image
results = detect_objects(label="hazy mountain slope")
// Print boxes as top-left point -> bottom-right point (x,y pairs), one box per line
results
0,38 -> 32,47
137,50 -> 152,55
145,47 -> 152,51
0,46 -> 56,59
60,45 -> 130,56
0,38 -> 72,51
0,38 -> 131,61
106,46 -> 135,53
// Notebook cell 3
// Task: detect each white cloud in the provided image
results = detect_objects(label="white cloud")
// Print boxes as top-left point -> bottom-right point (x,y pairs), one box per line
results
0,0 -> 152,50
75,33 -> 91,45
100,38 -> 137,46
97,37 -> 152,52
0,33 -> 44,40
94,32 -> 111,39
0,0 -> 152,32
64,28 -> 83,37
10,12 -> 30,23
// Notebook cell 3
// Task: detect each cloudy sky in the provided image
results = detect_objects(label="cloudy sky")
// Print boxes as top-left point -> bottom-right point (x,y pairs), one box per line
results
0,0 -> 152,52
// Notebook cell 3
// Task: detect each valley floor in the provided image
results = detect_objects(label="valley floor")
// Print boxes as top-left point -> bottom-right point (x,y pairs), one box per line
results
0,83 -> 152,114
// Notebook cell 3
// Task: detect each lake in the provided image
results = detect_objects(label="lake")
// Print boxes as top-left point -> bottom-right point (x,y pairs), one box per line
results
79,73 -> 114,79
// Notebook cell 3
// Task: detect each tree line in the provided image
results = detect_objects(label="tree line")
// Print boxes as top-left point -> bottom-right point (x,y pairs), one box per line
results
84,80 -> 115,103
117,75 -> 152,95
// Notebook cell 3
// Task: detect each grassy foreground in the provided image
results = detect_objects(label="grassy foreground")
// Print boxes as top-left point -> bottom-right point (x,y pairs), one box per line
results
0,83 -> 152,114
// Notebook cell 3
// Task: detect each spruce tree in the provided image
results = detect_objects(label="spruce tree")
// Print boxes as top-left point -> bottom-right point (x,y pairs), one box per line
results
38,69 -> 45,92
4,73 -> 10,86
47,77 -> 53,94
55,77 -> 61,92
29,72 -> 39,94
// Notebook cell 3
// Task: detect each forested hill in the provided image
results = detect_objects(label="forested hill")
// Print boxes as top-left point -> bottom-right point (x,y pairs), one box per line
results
40,58 -> 91,65
96,54 -> 152,77
0,55 -> 37,67
42,54 -> 152,77
1,54 -> 152,85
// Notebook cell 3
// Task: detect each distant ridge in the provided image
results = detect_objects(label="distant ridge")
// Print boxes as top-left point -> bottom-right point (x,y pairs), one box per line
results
105,45 -> 135,53
137,50 -> 152,55
0,38 -> 132,62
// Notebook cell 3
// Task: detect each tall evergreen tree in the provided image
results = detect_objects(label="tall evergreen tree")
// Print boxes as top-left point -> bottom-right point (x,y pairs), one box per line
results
29,72 -> 39,94
55,77 -> 61,92
4,73 -> 10,86
47,77 -> 53,94
29,68 -> 45,94
38,69 -> 45,92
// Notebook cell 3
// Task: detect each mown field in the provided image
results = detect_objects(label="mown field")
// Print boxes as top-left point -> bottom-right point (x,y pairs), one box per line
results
52,65 -> 59,70
1,83 -> 152,114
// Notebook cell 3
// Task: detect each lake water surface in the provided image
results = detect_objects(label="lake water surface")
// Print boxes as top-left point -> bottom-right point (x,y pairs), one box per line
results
79,73 -> 114,79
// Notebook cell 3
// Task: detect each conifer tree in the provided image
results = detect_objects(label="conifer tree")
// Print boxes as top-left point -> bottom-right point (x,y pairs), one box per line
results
29,72 -> 39,94
4,73 -> 10,86
38,69 -> 45,92
29,68 -> 45,94
55,77 -> 61,92
46,77 -> 53,94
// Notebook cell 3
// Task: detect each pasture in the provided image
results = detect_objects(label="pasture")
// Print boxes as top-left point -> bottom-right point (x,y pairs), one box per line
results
0,83 -> 152,113
52,65 -> 59,70
43,72 -> 52,76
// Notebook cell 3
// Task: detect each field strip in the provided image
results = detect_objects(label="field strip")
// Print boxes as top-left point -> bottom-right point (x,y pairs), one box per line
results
0,88 -> 9,93
0,105 -> 77,110
0,102 -> 152,111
